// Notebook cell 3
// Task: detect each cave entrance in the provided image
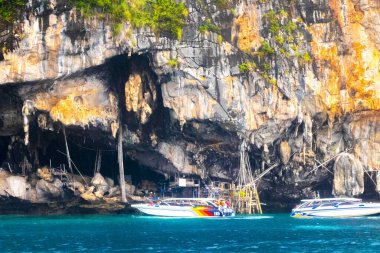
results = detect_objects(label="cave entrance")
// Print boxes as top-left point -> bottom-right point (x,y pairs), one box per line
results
124,157 -> 167,196
0,136 -> 10,167
0,51 -> 173,199
31,127 -> 118,180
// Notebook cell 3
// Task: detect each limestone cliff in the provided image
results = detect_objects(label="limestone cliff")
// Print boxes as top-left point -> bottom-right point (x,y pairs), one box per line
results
0,0 -> 379,207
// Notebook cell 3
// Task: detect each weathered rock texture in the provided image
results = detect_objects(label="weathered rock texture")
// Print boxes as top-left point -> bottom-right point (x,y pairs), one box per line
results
333,153 -> 364,197
0,0 -> 379,207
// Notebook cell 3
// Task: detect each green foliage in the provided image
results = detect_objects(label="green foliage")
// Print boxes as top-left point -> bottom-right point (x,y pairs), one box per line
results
264,10 -> 281,34
0,0 -> 27,59
269,78 -> 277,85
301,52 -> 312,62
279,10 -> 288,18
263,9 -> 297,37
286,34 -> 294,43
149,0 -> 188,39
0,0 -> 27,24
239,61 -> 257,73
258,0 -> 270,4
167,58 -> 179,68
274,35 -> 284,45
214,0 -> 229,9
261,41 -> 275,55
217,34 -> 223,44
198,19 -> 221,34
127,0 -> 150,28
262,63 -> 271,72
72,0 -> 188,39
284,20 -> 297,34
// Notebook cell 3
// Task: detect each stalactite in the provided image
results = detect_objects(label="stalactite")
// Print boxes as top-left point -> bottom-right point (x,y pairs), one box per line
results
21,100 -> 35,146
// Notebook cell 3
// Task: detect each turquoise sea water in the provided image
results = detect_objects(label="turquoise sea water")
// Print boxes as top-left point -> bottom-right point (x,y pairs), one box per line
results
0,214 -> 379,252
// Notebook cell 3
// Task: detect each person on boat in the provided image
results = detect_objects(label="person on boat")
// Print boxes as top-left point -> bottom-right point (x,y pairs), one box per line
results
218,200 -> 223,212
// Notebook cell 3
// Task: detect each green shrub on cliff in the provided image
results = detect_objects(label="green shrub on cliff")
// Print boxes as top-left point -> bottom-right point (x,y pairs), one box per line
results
167,58 -> 179,68
264,10 -> 281,34
269,78 -> 276,85
213,0 -> 230,9
261,41 -> 275,55
0,0 -> 26,24
72,0 -> 188,40
301,52 -> 312,62
274,35 -> 284,46
239,61 -> 257,73
198,19 -> 221,34
0,0 -> 27,60
148,0 -> 188,39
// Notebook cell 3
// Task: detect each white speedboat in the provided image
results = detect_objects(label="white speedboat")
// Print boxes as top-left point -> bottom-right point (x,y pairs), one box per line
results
132,198 -> 235,217
291,198 -> 380,218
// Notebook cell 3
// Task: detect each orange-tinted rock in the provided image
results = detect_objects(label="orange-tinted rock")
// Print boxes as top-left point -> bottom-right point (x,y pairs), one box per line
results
31,78 -> 118,129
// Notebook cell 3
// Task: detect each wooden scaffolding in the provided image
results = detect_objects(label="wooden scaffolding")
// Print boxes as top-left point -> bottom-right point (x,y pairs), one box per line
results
231,140 -> 262,214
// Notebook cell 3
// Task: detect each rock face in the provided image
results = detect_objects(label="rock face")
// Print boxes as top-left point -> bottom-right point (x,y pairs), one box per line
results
279,141 -> 291,165
91,172 -> 110,197
0,174 -> 33,201
36,178 -> 64,202
0,4 -> 123,83
0,0 -> 379,206
333,153 -> 364,197
37,167 -> 53,182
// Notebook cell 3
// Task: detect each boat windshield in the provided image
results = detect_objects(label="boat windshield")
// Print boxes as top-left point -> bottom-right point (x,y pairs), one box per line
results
145,198 -> 233,208
298,198 -> 362,208
299,201 -> 322,208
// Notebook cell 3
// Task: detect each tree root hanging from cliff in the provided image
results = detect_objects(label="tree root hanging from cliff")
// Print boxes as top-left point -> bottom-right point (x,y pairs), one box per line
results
235,139 -> 254,187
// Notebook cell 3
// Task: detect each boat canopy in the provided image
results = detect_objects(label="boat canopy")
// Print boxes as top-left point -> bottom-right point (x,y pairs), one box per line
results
300,198 -> 361,203
160,198 -> 219,202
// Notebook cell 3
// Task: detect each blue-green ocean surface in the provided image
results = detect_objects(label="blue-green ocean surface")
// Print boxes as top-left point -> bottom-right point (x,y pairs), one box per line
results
0,214 -> 379,252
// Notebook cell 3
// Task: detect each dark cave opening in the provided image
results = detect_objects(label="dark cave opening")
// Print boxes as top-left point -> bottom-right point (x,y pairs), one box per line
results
1,122 -> 167,191
0,136 -> 10,166
362,172 -> 379,200
312,177 -> 333,198
37,129 -> 119,179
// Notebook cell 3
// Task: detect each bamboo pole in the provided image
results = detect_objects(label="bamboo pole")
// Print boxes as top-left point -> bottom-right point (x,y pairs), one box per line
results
62,126 -> 73,173
118,124 -> 127,203
57,150 -> 88,187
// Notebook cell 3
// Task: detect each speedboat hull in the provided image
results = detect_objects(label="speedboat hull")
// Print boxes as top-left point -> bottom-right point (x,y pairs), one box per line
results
292,203 -> 380,218
132,204 -> 235,217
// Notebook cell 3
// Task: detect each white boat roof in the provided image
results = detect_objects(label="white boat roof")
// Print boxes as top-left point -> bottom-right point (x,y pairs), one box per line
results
163,198 -> 216,201
301,198 -> 361,202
